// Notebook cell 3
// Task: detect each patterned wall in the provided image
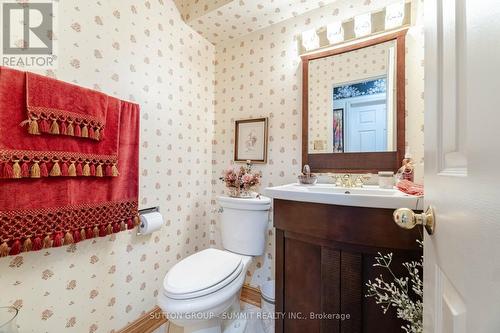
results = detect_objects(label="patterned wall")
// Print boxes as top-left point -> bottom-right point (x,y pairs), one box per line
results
212,0 -> 424,288
0,1 -> 214,332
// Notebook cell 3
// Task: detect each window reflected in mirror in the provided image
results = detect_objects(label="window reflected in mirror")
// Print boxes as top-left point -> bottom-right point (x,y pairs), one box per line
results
308,40 -> 397,154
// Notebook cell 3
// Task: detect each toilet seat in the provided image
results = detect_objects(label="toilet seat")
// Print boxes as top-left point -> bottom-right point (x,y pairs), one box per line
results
163,248 -> 244,300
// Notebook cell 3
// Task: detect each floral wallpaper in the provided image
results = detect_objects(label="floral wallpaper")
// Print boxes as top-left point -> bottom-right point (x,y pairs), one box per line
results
0,0 -> 214,332
212,0 -> 424,288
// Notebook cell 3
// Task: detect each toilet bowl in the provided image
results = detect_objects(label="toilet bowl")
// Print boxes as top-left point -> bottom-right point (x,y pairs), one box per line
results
158,195 -> 271,333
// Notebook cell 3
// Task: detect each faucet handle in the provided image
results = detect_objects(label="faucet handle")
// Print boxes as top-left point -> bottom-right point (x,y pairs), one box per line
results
331,174 -> 342,187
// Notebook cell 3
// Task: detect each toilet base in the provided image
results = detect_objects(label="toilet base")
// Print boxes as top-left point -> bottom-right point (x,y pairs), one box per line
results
182,318 -> 222,333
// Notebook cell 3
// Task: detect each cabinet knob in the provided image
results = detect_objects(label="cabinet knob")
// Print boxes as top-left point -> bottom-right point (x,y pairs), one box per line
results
393,206 -> 435,235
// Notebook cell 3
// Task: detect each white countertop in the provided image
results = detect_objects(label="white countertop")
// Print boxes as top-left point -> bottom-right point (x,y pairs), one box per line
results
264,183 -> 423,210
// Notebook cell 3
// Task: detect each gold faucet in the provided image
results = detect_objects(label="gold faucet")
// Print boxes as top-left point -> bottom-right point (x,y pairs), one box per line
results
334,174 -> 370,188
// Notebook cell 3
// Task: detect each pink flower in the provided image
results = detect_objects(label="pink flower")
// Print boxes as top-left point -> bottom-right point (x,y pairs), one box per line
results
242,173 -> 254,184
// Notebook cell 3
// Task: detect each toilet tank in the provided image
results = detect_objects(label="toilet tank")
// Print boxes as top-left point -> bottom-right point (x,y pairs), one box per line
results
217,195 -> 271,256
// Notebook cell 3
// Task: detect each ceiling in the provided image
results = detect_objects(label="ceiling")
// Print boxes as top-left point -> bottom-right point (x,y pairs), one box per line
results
174,0 -> 339,45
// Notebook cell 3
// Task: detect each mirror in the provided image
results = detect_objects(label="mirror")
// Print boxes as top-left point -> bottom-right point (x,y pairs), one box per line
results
302,30 -> 407,173
308,40 -> 397,154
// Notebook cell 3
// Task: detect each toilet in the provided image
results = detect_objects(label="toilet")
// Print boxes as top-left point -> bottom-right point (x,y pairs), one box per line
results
158,195 -> 271,333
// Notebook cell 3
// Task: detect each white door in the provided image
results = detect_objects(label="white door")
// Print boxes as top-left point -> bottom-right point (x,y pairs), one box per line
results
423,0 -> 500,332
345,99 -> 387,152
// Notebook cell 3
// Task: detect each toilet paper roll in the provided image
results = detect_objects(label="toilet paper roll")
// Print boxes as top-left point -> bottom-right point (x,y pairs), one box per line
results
139,212 -> 164,235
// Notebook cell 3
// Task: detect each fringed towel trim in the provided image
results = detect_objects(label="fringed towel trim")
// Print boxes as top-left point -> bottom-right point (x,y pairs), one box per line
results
0,200 -> 139,257
23,108 -> 104,141
0,149 -> 119,179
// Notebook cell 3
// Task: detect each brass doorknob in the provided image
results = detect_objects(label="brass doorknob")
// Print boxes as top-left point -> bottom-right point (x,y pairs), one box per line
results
393,206 -> 435,235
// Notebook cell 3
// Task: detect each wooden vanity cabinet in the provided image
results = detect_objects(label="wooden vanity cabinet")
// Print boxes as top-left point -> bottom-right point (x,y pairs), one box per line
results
273,199 -> 422,333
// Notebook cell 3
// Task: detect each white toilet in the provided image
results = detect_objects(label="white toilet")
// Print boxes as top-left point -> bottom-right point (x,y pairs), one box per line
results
158,195 -> 271,333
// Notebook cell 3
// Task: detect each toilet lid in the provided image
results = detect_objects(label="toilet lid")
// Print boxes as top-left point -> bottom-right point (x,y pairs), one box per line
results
163,248 -> 243,299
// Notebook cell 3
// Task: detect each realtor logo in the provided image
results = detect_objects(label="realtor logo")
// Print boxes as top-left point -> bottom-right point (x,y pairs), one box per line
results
1,1 -> 57,68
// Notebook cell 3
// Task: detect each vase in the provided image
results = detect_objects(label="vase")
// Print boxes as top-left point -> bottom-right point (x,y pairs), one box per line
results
228,188 -> 254,198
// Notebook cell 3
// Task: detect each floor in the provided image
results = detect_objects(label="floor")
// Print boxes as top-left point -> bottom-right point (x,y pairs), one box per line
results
152,302 -> 273,333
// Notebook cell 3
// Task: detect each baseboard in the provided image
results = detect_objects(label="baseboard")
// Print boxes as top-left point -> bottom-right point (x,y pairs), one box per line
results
117,284 -> 262,332
117,306 -> 167,333
241,284 -> 262,308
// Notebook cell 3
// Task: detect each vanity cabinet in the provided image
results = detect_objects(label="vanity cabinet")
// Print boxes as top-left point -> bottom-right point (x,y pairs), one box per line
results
273,199 -> 421,333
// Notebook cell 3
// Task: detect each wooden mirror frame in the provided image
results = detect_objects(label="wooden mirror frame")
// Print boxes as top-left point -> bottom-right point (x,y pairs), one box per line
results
302,29 -> 408,173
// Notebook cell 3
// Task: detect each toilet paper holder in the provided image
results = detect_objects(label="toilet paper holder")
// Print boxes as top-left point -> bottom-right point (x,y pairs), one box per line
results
137,206 -> 161,235
138,206 -> 160,215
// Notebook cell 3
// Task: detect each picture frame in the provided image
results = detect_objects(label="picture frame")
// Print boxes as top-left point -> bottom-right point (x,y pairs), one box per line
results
234,118 -> 268,164
332,108 -> 344,153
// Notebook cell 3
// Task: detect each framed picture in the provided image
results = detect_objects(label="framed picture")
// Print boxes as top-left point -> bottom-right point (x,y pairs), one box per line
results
234,118 -> 268,164
333,108 -> 344,153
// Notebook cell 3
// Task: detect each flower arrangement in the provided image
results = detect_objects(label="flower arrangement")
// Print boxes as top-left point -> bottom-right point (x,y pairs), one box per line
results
220,161 -> 262,198
365,240 -> 423,333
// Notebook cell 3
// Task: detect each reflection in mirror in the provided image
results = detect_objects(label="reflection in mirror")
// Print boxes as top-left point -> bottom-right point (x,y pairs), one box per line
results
308,40 -> 397,154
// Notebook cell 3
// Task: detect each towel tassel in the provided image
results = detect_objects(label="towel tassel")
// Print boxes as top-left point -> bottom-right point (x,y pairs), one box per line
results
21,162 -> 30,177
40,161 -> 49,177
3,162 -> 13,178
89,127 -> 95,140
52,233 -> 63,247
9,240 -> 21,255
93,226 -> 99,238
50,160 -> 61,176
73,230 -> 82,243
43,235 -> 52,248
28,119 -> 40,135
50,119 -> 60,134
94,128 -> 101,140
39,118 -> 49,132
0,242 -> 9,257
111,164 -> 119,177
96,164 -> 103,177
86,228 -> 94,240
74,123 -> 82,137
81,124 -> 89,138
68,162 -> 76,177
61,162 -> 69,176
76,162 -> 83,176
31,161 -> 41,178
60,121 -> 67,135
106,224 -> 113,235
67,121 -> 74,136
32,237 -> 43,251
23,238 -> 32,252
97,225 -> 106,237
80,229 -> 86,241
82,162 -> 90,176
64,232 -> 74,245
12,160 -> 21,179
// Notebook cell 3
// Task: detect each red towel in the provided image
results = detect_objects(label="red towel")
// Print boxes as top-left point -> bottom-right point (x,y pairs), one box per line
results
25,71 -> 108,141
0,66 -> 120,178
0,87 -> 140,256
397,180 -> 424,196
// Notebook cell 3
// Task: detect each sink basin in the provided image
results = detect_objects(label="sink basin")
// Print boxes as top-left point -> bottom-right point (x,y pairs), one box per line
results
264,183 -> 423,210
